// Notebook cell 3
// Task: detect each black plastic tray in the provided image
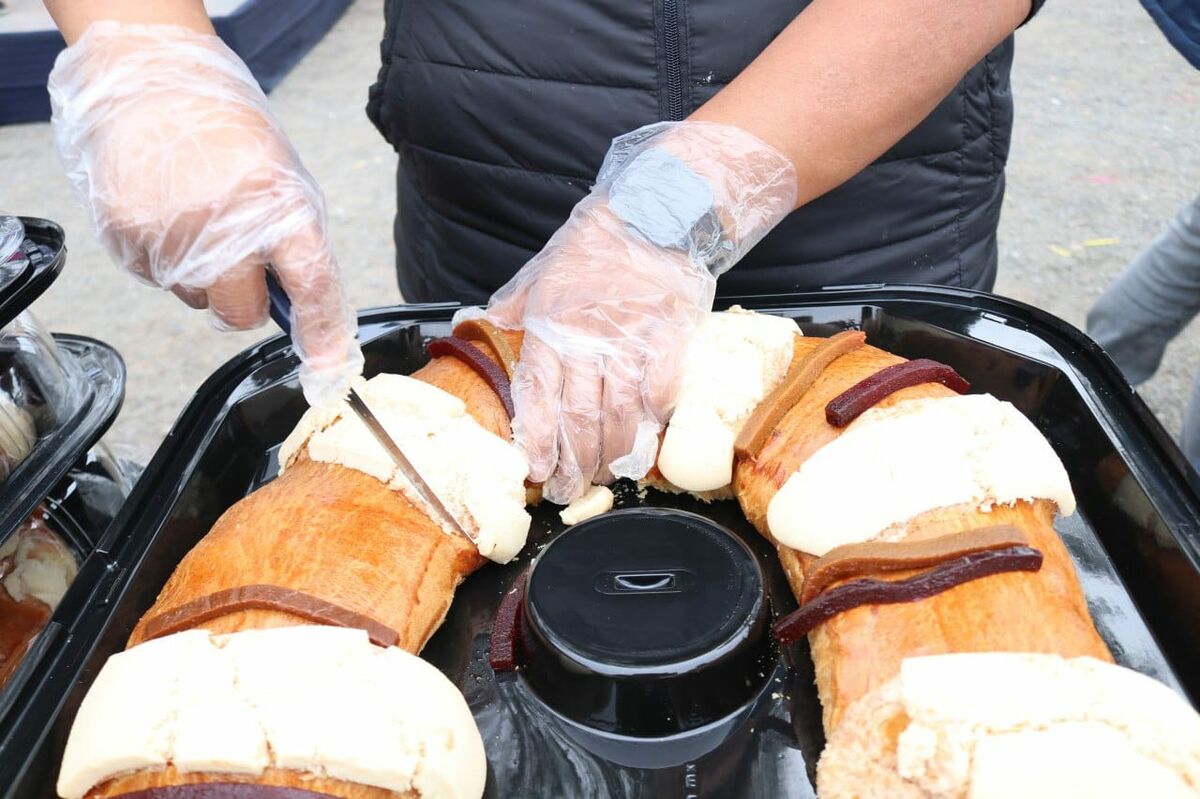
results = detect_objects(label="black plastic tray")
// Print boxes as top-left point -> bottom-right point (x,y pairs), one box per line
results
0,336 -> 126,548
5,288 -> 1199,798
0,220 -> 127,548
1,220 -> 65,333
0,450 -> 133,724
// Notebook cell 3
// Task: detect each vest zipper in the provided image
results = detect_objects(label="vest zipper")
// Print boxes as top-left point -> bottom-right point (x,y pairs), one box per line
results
661,0 -> 684,120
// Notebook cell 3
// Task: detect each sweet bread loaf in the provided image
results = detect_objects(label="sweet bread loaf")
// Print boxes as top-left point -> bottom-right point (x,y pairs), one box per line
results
724,335 -> 1111,732
62,332 -> 526,798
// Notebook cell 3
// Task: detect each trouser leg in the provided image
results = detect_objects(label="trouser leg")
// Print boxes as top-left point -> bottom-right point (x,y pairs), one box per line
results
1182,374 -> 1200,466
1086,193 -> 1200,385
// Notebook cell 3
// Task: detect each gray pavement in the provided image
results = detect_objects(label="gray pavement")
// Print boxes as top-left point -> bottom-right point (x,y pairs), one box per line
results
0,0 -> 396,463
0,0 -> 1198,464
995,0 -> 1200,437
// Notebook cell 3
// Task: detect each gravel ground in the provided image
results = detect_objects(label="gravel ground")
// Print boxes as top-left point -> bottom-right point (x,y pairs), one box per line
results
0,0 -> 1198,464
995,0 -> 1200,436
0,0 -> 396,463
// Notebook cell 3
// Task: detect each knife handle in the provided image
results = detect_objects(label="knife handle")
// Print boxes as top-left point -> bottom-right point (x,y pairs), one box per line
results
264,270 -> 293,336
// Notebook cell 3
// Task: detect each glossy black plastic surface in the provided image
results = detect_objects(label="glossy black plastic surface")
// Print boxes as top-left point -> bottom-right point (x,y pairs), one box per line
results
0,452 -> 133,723
0,219 -> 64,331
0,220 -> 126,547
4,286 -> 1200,798
0,336 -> 126,547
521,509 -> 770,736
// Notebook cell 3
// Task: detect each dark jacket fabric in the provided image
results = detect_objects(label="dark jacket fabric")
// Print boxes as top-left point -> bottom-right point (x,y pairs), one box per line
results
368,0 -> 1033,305
1139,0 -> 1200,69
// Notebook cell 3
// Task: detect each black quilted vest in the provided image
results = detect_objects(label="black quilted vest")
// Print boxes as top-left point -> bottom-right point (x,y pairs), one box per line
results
367,0 -> 1017,304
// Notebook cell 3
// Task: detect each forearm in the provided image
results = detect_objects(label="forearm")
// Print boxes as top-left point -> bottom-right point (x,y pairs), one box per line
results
45,0 -> 212,44
690,0 -> 1031,209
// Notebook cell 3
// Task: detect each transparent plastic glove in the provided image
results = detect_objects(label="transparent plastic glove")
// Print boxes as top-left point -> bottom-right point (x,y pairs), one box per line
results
489,121 -> 797,504
47,22 -> 363,406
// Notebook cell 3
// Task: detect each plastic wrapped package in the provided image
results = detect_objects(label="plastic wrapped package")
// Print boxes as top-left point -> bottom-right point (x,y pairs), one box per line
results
0,444 -> 134,712
0,311 -> 87,482
0,219 -> 134,727
0,216 -> 27,281
0,509 -> 78,690
0,388 -> 37,480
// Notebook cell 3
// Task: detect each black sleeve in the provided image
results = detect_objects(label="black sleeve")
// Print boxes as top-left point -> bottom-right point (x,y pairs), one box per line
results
1022,0 -> 1047,26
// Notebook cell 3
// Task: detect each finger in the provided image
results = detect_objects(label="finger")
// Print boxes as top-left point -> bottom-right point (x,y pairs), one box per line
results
596,356 -> 642,484
100,216 -> 155,285
641,334 -> 690,425
486,258 -> 539,330
510,333 -> 563,485
546,355 -> 603,503
485,290 -> 528,330
205,257 -> 268,331
268,219 -> 360,374
170,284 -> 208,310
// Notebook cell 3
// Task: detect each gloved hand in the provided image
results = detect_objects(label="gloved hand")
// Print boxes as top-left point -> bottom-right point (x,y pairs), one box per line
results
47,22 -> 363,406
488,121 -> 797,504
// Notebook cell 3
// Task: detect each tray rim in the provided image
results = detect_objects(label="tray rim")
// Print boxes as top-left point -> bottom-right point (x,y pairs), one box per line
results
0,335 -> 127,549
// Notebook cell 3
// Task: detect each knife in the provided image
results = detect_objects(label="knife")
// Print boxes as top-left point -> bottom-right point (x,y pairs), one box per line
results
263,271 -> 475,544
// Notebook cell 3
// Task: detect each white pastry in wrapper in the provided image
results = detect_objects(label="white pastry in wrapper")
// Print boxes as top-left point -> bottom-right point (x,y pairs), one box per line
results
0,390 -> 36,480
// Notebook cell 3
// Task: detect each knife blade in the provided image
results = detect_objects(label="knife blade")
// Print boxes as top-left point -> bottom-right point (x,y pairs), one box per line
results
263,271 -> 475,543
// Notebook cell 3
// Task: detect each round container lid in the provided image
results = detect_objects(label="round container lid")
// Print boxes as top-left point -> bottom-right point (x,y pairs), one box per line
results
520,509 -> 770,736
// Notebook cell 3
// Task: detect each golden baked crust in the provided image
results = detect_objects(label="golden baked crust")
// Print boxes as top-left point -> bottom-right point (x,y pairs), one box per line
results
91,766 -> 413,798
416,336 -> 519,441
814,678 -> 924,799
126,457 -> 483,653
804,498 -> 1109,731
126,332 -> 527,653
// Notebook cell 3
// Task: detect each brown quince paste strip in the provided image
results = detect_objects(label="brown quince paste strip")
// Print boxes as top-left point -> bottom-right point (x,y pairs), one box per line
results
140,585 -> 400,648
489,570 -> 528,673
825,358 -> 970,427
453,317 -> 520,379
799,524 -> 1027,604
734,330 -> 867,459
120,786 -> 339,799
427,336 -> 515,419
773,545 -> 1043,645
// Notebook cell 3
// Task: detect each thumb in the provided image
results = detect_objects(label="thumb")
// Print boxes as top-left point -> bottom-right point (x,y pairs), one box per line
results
269,220 -> 363,406
485,264 -> 536,331
509,333 -> 563,485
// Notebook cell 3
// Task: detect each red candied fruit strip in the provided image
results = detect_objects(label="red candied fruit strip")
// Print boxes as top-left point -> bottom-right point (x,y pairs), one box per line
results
427,336 -> 515,419
772,545 -> 1043,645
489,571 -> 528,672
825,358 -> 969,427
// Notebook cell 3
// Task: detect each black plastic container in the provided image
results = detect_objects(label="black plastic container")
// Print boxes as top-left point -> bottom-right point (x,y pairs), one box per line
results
0,219 -> 126,547
0,217 -> 131,786
520,509 -> 772,739
5,286 -> 1199,798
0,450 -> 133,720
